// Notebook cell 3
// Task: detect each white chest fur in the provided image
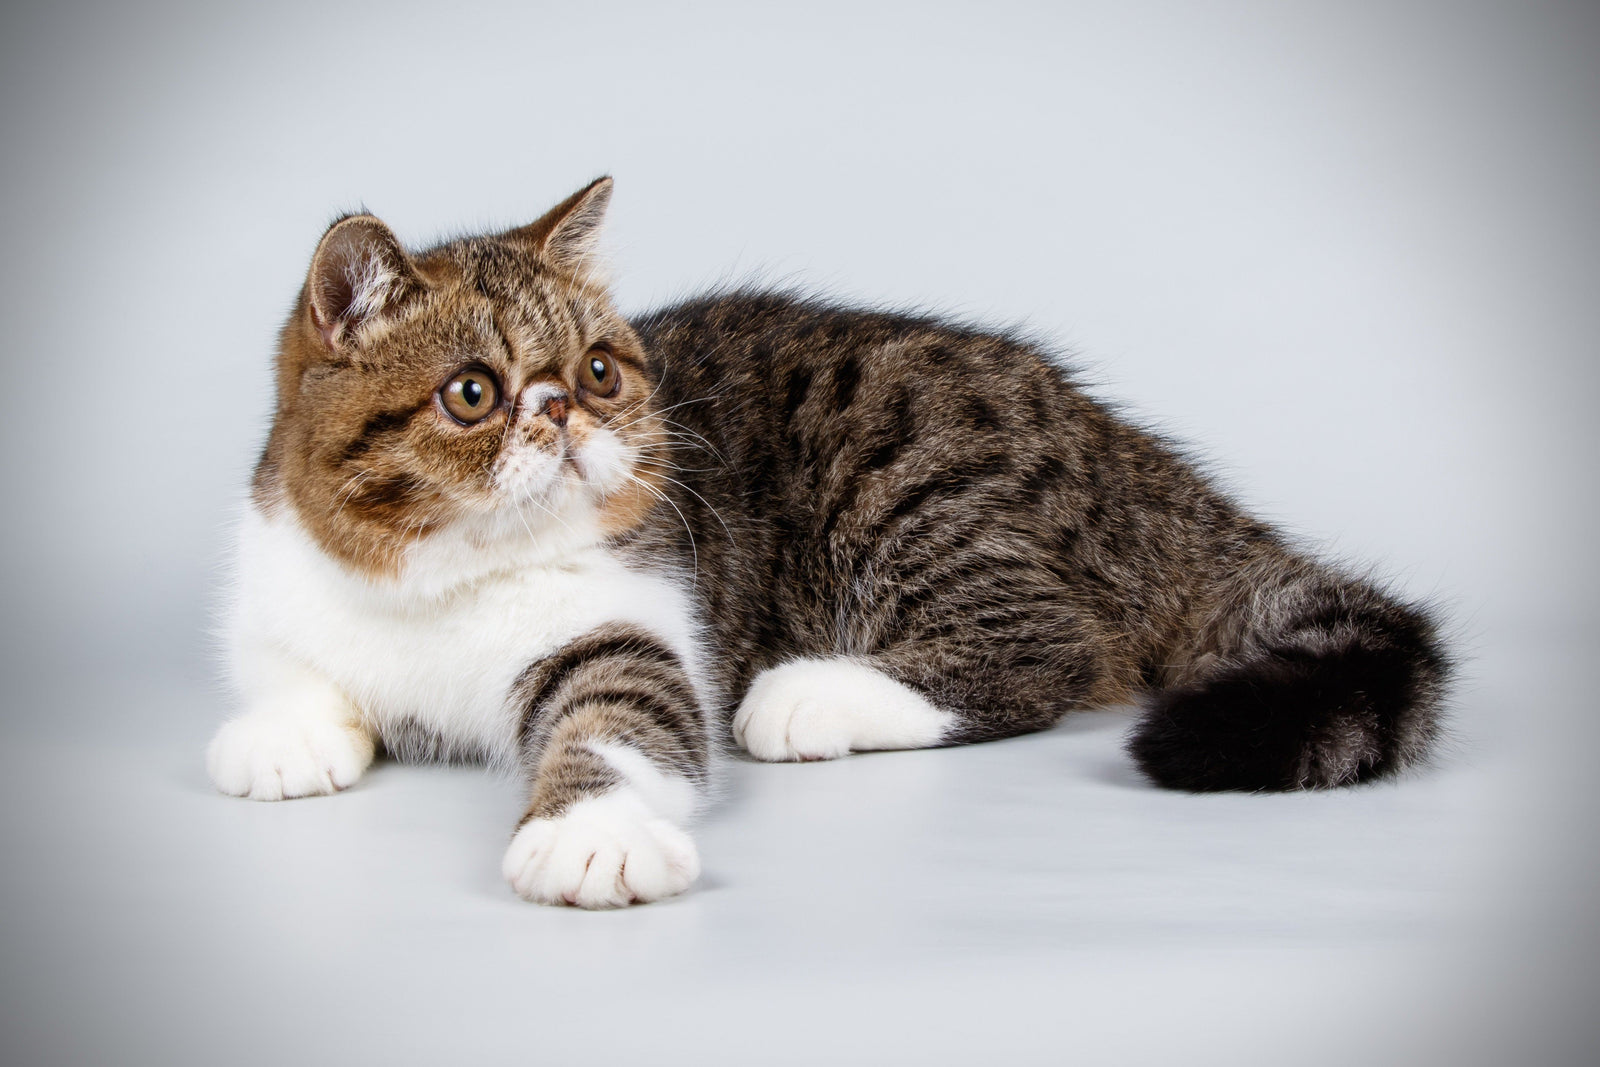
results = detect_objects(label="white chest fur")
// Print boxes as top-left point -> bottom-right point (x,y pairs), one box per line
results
226,505 -> 703,765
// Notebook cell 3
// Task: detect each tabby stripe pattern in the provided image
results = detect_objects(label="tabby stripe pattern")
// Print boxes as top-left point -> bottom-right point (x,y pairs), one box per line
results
628,291 -> 1450,790
510,623 -> 708,821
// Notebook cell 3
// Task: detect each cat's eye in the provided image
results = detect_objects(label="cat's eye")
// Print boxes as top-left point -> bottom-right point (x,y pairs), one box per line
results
582,347 -> 621,398
440,368 -> 500,424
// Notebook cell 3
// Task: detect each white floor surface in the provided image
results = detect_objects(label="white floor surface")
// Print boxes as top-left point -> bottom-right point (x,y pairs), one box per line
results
2,624 -> 1594,1066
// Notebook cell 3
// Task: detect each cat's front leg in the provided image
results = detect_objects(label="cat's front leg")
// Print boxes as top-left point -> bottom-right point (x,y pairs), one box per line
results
208,646 -> 375,801
502,625 -> 709,909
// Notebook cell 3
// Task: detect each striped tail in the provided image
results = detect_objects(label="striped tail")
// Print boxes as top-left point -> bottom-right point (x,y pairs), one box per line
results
1129,552 -> 1451,792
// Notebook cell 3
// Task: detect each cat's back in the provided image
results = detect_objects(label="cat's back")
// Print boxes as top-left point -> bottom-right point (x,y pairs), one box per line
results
633,290 -> 1078,427
630,290 -> 1265,675
631,289 -> 1215,522
630,290 -> 1119,501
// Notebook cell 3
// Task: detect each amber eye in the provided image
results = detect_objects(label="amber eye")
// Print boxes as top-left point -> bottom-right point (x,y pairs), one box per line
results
440,368 -> 500,424
583,347 -> 621,397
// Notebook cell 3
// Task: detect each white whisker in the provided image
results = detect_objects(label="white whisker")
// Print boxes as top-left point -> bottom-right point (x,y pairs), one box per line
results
651,472 -> 734,545
623,470 -> 699,583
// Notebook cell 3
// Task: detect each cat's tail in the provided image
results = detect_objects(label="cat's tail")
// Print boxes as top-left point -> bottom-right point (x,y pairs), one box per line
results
1127,548 -> 1451,792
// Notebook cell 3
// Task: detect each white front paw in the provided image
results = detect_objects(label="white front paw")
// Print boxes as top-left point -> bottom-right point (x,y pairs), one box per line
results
733,657 -> 954,762
207,711 -> 374,801
502,791 -> 700,909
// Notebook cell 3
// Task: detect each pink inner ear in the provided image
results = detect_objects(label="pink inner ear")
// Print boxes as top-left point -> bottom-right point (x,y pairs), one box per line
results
310,281 -> 347,346
503,177 -> 613,274
310,243 -> 367,346
307,216 -> 415,348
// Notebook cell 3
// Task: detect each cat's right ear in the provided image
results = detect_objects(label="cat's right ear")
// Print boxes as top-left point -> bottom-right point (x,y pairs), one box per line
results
502,176 -> 613,275
306,215 -> 423,349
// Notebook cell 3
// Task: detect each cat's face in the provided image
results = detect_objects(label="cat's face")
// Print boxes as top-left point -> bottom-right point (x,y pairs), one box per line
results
259,178 -> 665,577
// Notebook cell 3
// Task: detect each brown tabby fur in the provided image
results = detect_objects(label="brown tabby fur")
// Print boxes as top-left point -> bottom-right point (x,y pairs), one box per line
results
262,176 -> 1449,805
628,292 -> 1448,789
255,183 -> 663,576
510,623 -> 709,822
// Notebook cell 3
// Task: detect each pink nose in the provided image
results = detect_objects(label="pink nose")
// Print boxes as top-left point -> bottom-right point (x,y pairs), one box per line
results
543,394 -> 569,427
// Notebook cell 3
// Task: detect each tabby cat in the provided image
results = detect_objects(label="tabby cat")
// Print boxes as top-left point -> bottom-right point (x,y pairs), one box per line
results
209,177 -> 1450,908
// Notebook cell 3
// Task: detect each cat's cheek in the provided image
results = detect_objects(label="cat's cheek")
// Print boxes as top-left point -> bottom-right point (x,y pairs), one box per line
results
575,432 -> 632,496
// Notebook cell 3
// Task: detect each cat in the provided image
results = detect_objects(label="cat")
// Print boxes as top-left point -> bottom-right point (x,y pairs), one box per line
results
209,177 -> 1451,908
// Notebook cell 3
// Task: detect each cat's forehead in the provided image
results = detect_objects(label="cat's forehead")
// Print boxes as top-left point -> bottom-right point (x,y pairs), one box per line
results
417,237 -> 611,352
348,239 -> 603,377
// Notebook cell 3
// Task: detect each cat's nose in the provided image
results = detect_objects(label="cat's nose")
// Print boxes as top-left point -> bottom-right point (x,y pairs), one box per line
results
519,382 -> 571,428
542,393 -> 569,427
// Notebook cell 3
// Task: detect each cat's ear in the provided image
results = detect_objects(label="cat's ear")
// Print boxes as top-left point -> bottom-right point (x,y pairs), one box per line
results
504,176 -> 613,275
306,215 -> 424,348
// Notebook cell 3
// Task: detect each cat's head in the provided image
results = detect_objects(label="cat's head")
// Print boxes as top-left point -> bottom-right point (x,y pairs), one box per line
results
258,178 -> 666,579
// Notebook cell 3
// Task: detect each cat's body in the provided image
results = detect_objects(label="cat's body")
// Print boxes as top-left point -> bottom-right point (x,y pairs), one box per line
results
210,178 -> 1450,907
632,292 -> 1449,784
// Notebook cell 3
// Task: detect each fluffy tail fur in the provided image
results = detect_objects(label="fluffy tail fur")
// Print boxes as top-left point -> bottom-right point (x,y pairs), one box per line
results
1129,551 -> 1451,792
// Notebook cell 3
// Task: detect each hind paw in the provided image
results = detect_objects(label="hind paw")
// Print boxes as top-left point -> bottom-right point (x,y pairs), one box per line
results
732,658 -> 953,762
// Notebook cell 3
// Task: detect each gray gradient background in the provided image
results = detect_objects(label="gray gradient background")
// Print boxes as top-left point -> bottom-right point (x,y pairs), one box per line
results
1,1 -> 1596,1064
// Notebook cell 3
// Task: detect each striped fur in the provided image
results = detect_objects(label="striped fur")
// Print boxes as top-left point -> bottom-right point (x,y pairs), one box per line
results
215,178 -> 1453,911
625,290 -> 1451,790
512,624 -> 708,822
215,179 -> 715,907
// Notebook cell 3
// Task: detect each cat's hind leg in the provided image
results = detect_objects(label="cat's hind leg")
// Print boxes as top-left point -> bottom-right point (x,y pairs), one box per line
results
734,575 -> 1121,761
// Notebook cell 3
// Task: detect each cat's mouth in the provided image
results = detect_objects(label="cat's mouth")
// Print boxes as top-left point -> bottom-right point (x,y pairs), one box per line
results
490,446 -> 565,507
489,428 -> 633,517
541,434 -> 589,487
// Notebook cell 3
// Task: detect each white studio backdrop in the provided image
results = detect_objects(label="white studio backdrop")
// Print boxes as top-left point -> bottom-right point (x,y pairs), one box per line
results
0,4 -> 1596,1063
0,0 -> 1593,686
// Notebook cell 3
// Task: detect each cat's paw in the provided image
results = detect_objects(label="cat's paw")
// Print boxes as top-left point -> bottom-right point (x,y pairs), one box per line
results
733,657 -> 955,762
502,790 -> 699,909
207,711 -> 374,801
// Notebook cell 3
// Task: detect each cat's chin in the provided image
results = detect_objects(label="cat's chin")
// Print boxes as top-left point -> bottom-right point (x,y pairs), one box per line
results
468,492 -> 604,550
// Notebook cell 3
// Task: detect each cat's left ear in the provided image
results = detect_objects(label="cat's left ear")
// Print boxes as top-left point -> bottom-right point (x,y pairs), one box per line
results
504,176 -> 613,275
306,215 -> 425,349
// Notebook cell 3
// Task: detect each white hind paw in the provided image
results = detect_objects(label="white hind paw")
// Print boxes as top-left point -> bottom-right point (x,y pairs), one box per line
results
502,791 -> 699,909
733,657 -> 954,762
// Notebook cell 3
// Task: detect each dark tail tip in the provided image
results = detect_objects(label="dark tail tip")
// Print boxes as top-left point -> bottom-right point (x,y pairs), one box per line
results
1128,636 -> 1449,792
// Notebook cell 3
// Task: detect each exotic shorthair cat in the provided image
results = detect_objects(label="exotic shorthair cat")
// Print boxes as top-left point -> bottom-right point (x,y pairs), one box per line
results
209,177 -> 1450,908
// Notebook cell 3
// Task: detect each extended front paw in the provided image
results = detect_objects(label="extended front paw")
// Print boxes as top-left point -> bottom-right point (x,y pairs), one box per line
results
501,791 -> 700,908
207,710 -> 374,801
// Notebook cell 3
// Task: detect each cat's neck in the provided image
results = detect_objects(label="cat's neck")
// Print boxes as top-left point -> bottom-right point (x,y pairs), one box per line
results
263,491 -> 617,611
393,505 -> 615,602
